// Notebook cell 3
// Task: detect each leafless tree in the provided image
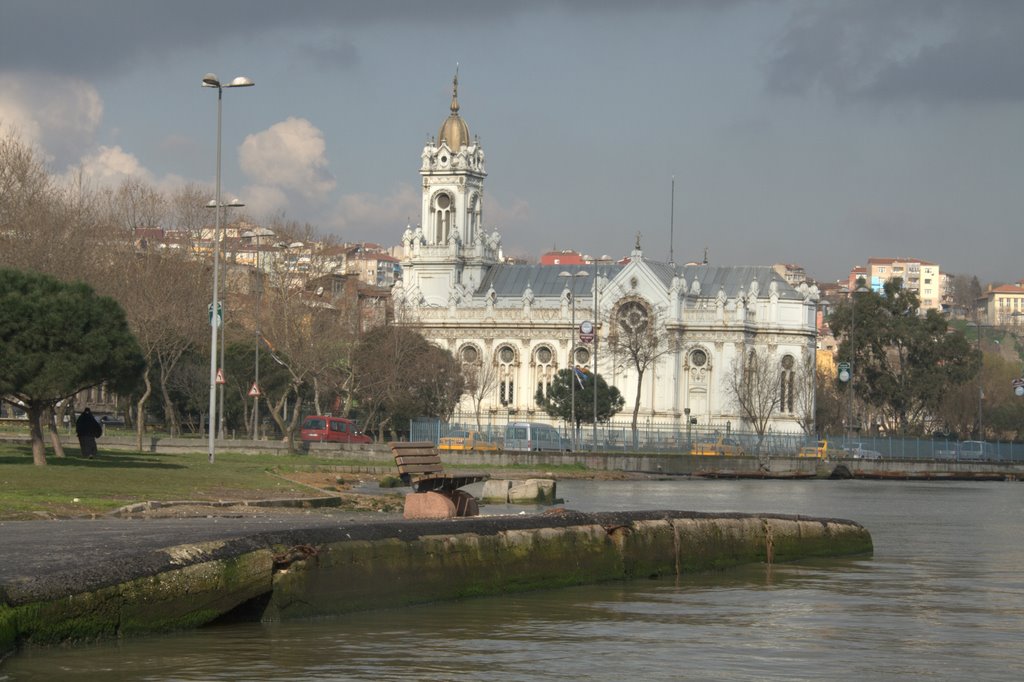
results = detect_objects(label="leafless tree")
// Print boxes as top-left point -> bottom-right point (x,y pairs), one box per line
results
792,351 -> 818,436
726,347 -> 782,466
168,182 -> 212,249
463,355 -> 500,432
105,178 -> 167,235
607,297 -> 677,445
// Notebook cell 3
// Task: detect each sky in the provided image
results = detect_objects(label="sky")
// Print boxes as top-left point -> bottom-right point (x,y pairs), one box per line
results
2,0 -> 1023,285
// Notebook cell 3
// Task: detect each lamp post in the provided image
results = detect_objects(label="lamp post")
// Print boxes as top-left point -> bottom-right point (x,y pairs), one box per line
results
242,226 -> 275,440
845,285 -> 869,442
207,198 -> 245,441
559,269 -> 589,452
592,271 -> 602,450
202,72 -> 254,463
968,319 -> 990,440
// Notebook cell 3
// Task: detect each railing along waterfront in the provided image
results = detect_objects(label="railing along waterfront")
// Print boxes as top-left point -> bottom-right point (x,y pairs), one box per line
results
410,417 -> 1024,462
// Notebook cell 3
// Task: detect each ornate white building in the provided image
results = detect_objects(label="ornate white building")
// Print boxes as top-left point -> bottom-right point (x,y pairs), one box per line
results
394,76 -> 819,434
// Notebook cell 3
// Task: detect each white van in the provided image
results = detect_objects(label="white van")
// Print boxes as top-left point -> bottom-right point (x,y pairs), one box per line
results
504,422 -> 567,452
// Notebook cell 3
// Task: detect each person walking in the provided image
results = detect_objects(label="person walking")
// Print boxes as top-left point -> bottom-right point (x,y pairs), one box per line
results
75,407 -> 102,459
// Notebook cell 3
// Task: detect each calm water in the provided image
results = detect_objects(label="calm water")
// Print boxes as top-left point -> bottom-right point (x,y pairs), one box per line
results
4,479 -> 1024,681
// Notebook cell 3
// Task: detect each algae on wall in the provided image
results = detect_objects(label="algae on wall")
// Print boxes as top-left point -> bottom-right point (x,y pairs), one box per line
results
1,511 -> 872,655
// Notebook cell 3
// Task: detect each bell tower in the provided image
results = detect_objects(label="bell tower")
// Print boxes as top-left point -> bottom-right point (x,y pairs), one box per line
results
400,72 -> 500,307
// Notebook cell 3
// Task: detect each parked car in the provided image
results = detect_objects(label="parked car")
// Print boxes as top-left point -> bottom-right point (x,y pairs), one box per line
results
957,440 -> 989,461
847,443 -> 883,460
438,430 -> 501,453
690,436 -> 745,456
798,439 -> 829,458
98,414 -> 126,426
299,416 -> 372,444
503,422 -> 566,452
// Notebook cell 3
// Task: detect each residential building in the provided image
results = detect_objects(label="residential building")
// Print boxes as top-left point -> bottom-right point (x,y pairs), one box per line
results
981,282 -> 1024,327
772,263 -> 808,288
854,257 -> 943,312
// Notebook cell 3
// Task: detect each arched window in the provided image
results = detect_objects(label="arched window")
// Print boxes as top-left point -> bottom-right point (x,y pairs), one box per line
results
534,345 -> 555,399
780,354 -> 795,413
432,193 -> 452,243
467,193 -> 480,243
497,345 -> 517,407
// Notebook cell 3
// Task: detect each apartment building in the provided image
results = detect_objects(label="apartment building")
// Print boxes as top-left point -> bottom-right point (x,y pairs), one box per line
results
857,257 -> 943,312
772,263 -> 808,288
980,282 -> 1024,326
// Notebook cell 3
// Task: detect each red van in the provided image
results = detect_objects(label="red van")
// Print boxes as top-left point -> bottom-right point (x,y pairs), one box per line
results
299,416 -> 372,444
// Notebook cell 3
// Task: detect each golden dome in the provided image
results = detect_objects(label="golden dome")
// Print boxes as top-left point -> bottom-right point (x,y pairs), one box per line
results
438,72 -> 470,150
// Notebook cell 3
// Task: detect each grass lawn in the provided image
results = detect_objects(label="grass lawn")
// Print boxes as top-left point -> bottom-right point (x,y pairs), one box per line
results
0,442 -> 362,520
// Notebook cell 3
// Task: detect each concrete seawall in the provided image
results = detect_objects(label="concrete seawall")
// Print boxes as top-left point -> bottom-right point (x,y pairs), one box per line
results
0,510 -> 871,655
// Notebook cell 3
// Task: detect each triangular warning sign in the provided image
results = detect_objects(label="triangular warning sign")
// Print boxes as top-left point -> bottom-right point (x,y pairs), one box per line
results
248,382 -> 262,397
215,368 -> 227,385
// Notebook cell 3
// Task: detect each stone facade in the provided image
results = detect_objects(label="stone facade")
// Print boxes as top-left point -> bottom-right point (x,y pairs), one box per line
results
395,76 -> 819,434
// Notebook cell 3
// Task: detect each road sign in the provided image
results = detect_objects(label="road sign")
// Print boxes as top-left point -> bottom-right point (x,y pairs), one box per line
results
838,362 -> 851,382
215,368 -> 226,385
579,320 -> 595,343
208,302 -> 223,327
248,382 -> 262,397
1013,378 -> 1024,388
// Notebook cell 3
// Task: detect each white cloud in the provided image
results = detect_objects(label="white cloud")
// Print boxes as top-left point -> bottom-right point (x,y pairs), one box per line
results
240,184 -> 289,219
239,117 -> 336,201
61,144 -> 153,187
0,72 -> 102,162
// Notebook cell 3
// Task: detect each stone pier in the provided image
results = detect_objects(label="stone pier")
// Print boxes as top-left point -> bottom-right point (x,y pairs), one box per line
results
0,510 -> 872,655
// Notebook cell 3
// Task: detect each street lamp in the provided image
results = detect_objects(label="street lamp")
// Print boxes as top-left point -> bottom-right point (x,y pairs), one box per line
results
592,271 -> 602,450
845,285 -> 869,442
559,269 -> 589,452
967,319 -> 992,440
207,198 -> 245,441
202,72 -> 254,463
242,226 -> 275,440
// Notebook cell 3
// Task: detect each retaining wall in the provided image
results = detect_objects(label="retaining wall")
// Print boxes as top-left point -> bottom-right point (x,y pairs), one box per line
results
0,510 -> 871,655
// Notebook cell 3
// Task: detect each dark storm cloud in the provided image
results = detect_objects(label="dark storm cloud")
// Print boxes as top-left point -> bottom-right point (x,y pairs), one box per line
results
0,0 -> 743,78
766,0 -> 1024,104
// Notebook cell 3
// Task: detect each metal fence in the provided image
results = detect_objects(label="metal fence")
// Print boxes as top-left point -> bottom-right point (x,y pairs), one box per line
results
410,417 -> 1024,462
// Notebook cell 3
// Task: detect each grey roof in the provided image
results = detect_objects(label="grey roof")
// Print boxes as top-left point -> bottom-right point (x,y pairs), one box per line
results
475,260 -> 803,301
476,264 -> 620,298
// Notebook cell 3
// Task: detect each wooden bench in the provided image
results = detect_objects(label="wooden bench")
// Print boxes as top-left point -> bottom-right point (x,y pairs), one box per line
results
390,441 -> 489,519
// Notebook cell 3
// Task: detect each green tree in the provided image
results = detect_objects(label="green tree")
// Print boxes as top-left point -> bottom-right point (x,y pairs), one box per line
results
535,368 -> 624,427
0,269 -> 144,464
829,279 -> 980,435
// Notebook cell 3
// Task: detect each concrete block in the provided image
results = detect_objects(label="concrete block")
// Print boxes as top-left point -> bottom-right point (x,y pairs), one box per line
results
480,479 -> 513,503
508,479 -> 556,504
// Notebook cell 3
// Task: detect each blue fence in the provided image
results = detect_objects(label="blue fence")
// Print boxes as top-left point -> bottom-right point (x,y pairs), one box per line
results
410,417 -> 1024,462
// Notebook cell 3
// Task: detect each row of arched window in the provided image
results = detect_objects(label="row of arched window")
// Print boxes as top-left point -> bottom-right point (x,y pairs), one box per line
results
462,343 -> 801,414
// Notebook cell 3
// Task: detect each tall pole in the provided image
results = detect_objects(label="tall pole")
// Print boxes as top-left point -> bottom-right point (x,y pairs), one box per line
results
669,176 -> 675,265
202,73 -> 254,463
846,286 -> 867,442
206,83 -> 223,463
846,295 -> 855,442
253,235 -> 262,440
218,219 -> 227,440
593,273 -> 599,450
976,323 -> 983,440
560,270 -> 589,451
570,290 -> 576,452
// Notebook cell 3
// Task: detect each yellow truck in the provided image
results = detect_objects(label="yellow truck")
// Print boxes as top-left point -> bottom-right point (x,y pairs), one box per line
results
438,430 -> 502,453
690,436 -> 745,456
798,439 -> 829,459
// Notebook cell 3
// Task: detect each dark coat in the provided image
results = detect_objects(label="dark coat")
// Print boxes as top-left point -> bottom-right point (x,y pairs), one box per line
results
76,412 -> 102,439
